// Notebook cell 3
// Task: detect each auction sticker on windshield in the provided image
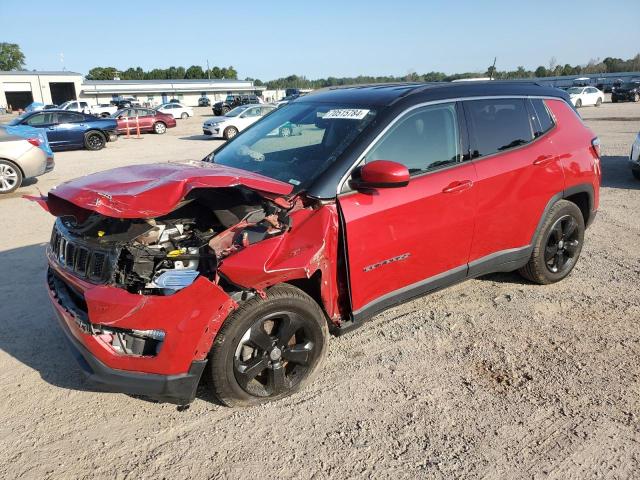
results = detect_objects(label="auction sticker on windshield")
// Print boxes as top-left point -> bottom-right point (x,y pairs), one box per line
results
322,109 -> 370,120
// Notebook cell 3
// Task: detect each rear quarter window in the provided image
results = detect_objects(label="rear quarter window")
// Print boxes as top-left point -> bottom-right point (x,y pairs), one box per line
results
464,98 -> 534,157
529,99 -> 555,137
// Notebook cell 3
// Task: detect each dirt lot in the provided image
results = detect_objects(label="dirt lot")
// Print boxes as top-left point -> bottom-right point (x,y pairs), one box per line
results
1,103 -> 639,479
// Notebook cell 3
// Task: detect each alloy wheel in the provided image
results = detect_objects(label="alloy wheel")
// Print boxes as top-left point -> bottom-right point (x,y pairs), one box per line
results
0,163 -> 19,192
544,215 -> 580,274
233,311 -> 315,398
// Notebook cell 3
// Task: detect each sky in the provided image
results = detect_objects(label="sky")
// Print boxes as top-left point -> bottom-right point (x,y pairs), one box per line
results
1,0 -> 638,80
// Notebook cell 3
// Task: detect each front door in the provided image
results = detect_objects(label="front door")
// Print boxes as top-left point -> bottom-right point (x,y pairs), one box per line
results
23,112 -> 60,147
338,102 -> 477,317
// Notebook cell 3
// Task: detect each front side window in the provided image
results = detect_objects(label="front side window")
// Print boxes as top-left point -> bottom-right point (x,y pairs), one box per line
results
212,102 -> 377,190
365,103 -> 460,174
242,107 -> 262,117
464,98 -> 533,157
26,113 -> 55,126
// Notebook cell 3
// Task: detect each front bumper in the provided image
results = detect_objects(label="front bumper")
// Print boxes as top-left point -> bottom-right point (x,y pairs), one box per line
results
55,307 -> 207,405
46,249 -> 236,403
203,126 -> 222,138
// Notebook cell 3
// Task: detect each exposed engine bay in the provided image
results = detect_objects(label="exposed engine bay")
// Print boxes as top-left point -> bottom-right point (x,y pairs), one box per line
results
54,187 -> 291,295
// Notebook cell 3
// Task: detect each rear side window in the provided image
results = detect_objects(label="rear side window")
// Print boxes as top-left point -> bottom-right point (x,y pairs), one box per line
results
529,99 -> 555,137
57,112 -> 84,123
464,98 -> 534,157
365,102 -> 460,174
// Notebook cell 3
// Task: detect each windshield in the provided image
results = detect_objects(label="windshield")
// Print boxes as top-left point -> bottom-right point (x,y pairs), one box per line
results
110,109 -> 127,118
567,87 -> 583,94
58,101 -> 73,109
209,102 -> 377,192
225,95 -> 236,102
621,82 -> 639,89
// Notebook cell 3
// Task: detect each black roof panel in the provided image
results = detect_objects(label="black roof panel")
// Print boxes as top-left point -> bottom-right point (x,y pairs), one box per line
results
298,81 -> 569,106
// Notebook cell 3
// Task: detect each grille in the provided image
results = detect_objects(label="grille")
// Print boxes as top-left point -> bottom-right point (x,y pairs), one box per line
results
50,224 -> 113,282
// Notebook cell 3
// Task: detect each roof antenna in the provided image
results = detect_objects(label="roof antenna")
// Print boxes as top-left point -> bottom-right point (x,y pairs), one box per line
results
489,57 -> 496,80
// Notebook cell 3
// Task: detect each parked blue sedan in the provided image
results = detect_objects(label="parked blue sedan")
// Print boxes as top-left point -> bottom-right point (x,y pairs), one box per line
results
6,110 -> 117,151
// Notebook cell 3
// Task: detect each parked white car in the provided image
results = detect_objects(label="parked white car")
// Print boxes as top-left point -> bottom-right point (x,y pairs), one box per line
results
156,103 -> 194,119
89,104 -> 118,117
567,86 -> 604,108
58,100 -> 91,114
202,104 -> 276,140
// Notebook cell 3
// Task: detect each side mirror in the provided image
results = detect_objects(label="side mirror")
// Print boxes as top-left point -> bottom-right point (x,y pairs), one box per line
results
352,160 -> 410,189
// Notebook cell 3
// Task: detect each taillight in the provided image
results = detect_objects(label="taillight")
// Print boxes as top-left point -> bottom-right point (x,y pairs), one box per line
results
27,137 -> 41,147
591,137 -> 601,159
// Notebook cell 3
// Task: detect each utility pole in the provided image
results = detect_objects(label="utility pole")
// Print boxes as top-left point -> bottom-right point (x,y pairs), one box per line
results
207,59 -> 211,80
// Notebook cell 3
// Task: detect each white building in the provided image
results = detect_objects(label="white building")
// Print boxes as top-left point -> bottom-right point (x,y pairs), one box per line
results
0,71 -> 83,109
0,71 -> 266,109
81,78 -> 265,107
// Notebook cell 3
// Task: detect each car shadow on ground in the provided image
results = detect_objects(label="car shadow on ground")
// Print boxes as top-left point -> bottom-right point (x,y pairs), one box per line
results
0,243 -> 98,393
600,155 -> 639,190
179,135 -> 215,141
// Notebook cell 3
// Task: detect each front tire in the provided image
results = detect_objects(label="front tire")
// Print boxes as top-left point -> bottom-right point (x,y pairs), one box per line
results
519,200 -> 585,284
632,169 -> 640,181
575,99 -> 582,108
634,93 -> 639,103
223,126 -> 238,140
209,284 -> 329,407
84,131 -> 106,150
595,97 -> 602,107
180,112 -> 189,119
153,122 -> 167,134
0,160 -> 23,194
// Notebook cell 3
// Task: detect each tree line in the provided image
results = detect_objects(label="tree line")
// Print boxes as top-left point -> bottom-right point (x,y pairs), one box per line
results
265,54 -> 640,89
2,42 -> 638,88
85,65 -> 239,81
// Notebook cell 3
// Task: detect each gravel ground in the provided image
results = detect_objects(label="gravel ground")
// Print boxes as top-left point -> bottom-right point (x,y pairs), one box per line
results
0,103 -> 638,479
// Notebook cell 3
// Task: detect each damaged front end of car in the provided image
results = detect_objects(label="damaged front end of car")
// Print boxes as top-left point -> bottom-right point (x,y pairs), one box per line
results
36,161 -> 345,404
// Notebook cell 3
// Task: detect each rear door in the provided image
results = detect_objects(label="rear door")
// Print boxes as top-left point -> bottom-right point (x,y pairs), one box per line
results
53,111 -> 86,147
463,97 -> 564,274
338,102 -> 477,317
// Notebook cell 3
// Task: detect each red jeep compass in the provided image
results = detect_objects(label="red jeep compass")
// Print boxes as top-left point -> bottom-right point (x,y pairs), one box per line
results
37,82 -> 600,406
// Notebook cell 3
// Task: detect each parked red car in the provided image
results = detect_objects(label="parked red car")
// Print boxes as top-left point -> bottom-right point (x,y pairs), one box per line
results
112,107 -> 176,135
37,83 -> 600,406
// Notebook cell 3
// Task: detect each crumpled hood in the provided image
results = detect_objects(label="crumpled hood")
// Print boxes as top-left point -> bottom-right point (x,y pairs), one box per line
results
45,160 -> 293,219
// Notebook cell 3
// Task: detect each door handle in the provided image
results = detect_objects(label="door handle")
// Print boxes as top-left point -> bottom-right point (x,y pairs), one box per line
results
533,154 -> 556,166
48,126 -> 55,130
442,180 -> 473,193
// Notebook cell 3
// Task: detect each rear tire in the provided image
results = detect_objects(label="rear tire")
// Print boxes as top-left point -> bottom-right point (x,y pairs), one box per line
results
632,169 -> 640,181
634,93 -> 639,103
612,97 -> 618,103
209,284 -> 329,407
223,126 -> 238,140
519,200 -> 585,285
180,112 -> 189,119
0,160 -> 23,194
222,107 -> 230,115
84,131 -> 106,151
